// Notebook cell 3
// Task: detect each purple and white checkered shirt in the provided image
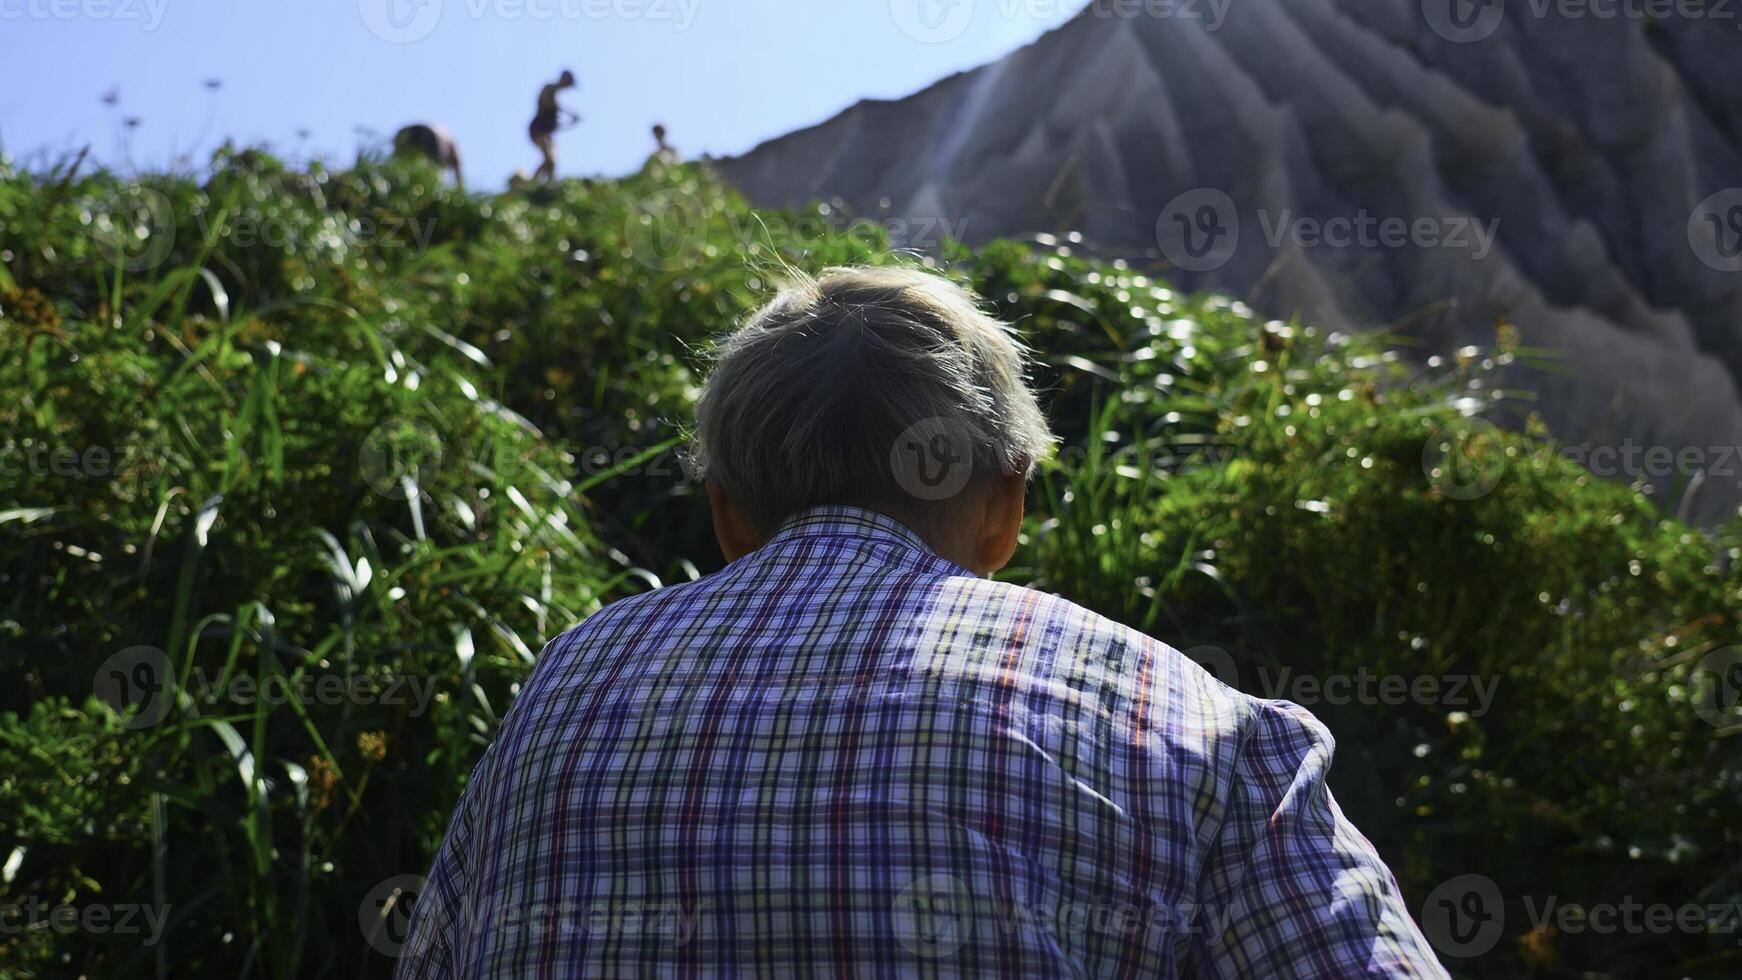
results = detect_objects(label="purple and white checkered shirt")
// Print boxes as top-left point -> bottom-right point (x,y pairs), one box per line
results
399,505 -> 1447,978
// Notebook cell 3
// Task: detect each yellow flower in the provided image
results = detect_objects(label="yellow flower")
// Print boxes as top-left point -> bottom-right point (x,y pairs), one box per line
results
356,730 -> 388,763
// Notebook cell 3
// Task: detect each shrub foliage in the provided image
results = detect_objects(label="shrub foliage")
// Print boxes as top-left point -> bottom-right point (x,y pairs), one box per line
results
1,149 -> 1737,978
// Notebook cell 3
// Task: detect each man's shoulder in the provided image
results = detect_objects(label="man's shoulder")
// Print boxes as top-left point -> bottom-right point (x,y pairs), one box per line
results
937,576 -> 1185,661
543,573 -> 714,654
532,568 -> 1261,727
556,572 -> 1236,684
949,576 -> 1156,642
924,577 -> 1256,708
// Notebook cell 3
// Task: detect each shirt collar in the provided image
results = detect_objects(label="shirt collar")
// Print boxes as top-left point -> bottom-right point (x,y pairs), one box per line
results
765,505 -> 975,576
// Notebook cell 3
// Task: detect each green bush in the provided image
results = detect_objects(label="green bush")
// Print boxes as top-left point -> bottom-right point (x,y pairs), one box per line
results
1,150 -> 1737,978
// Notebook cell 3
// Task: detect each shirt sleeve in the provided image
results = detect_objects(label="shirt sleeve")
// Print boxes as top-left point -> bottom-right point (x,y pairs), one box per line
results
395,764 -> 480,980
1187,699 -> 1450,979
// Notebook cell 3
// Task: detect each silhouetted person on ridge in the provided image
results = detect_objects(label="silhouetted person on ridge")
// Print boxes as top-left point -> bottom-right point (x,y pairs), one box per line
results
650,122 -> 678,165
393,123 -> 463,191
529,71 -> 578,182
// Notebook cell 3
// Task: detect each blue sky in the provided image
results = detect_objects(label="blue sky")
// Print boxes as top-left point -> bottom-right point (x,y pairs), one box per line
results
0,0 -> 1082,187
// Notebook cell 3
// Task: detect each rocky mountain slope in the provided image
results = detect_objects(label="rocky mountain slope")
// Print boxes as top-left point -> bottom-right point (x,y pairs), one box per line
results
719,0 -> 1742,521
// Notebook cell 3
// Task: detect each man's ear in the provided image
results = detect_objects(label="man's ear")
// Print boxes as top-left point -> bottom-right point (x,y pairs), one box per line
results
707,482 -> 761,563
970,469 -> 1028,576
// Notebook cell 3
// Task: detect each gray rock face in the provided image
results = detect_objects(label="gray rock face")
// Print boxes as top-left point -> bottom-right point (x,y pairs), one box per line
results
719,0 -> 1742,523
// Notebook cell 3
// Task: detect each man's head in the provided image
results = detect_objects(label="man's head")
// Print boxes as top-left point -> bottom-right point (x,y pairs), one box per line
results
688,265 -> 1055,575
558,70 -> 576,88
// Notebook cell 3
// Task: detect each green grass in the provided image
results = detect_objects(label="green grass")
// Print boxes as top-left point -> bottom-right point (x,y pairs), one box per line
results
1,147 -> 1738,978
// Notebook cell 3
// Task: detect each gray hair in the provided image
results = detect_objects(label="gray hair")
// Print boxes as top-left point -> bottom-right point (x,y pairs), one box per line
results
687,265 -> 1055,537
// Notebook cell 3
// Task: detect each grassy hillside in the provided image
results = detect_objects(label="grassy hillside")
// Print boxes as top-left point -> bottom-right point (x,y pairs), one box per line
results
1,148 -> 1738,978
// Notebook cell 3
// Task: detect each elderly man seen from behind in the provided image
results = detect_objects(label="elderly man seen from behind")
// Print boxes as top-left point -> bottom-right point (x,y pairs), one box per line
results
400,265 -> 1449,978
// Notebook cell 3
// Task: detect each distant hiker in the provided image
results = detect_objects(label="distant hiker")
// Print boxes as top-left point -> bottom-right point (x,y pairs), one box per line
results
650,122 -> 678,165
529,71 -> 578,182
393,123 -> 463,191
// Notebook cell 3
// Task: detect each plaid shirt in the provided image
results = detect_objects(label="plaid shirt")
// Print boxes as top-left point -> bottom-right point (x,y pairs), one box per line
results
399,506 -> 1447,978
